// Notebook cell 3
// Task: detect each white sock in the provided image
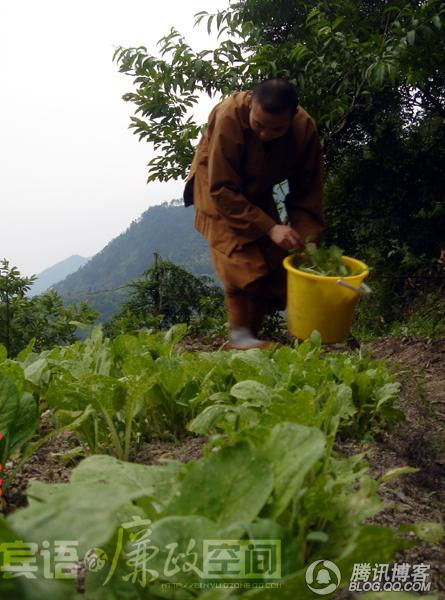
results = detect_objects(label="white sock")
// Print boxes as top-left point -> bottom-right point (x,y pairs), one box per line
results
229,327 -> 264,349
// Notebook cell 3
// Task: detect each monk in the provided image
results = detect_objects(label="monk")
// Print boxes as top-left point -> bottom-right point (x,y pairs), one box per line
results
183,78 -> 325,349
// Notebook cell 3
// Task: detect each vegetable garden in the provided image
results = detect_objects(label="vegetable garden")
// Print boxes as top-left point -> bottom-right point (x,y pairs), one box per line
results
1,325 -> 444,598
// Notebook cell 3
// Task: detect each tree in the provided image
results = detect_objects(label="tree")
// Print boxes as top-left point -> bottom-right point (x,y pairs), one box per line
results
113,0 -> 445,178
13,290 -> 99,354
104,255 -> 225,338
0,259 -> 36,356
0,259 -> 98,356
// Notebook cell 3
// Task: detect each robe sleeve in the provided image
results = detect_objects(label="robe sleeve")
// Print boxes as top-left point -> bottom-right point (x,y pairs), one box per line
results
285,118 -> 325,243
207,109 -> 277,240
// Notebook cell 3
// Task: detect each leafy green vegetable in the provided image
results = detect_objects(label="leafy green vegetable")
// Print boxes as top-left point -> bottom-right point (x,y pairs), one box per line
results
293,244 -> 360,276
5,431 -> 436,599
1,326 -> 439,599
0,372 -> 38,473
164,442 -> 274,527
189,336 -> 402,442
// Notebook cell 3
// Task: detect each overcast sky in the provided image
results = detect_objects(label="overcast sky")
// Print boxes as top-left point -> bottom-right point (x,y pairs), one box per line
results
1,0 -> 228,276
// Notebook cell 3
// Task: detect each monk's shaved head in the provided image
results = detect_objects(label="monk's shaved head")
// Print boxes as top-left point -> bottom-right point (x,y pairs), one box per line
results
251,79 -> 299,116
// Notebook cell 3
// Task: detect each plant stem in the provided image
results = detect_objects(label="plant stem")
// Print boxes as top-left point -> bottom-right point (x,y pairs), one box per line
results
97,400 -> 123,459
124,398 -> 136,461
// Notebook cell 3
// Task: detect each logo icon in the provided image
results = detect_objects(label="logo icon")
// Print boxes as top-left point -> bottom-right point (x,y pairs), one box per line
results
306,560 -> 341,595
84,548 -> 108,572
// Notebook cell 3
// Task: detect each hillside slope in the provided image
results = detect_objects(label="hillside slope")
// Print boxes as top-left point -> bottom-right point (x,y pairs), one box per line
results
29,255 -> 90,297
55,202 -> 214,320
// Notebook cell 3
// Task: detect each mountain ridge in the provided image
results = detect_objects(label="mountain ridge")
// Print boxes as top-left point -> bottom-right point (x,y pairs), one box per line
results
29,254 -> 90,297
54,201 -> 215,320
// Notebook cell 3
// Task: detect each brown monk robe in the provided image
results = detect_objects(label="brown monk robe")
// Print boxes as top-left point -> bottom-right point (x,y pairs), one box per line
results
183,83 -> 325,348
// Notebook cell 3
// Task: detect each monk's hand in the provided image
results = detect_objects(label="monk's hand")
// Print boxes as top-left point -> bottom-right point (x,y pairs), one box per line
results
268,224 -> 303,251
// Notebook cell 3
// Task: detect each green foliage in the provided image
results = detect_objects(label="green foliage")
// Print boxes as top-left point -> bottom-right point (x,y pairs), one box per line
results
14,290 -> 98,353
0,370 -> 38,478
188,333 -> 403,443
324,113 -> 445,336
1,328 -> 441,597
12,324 -> 219,459
388,289 -> 445,339
0,259 -> 36,356
258,309 -> 287,341
0,259 -> 98,357
1,325 -> 402,478
104,254 -> 225,338
3,429 -> 437,598
113,0 -> 445,178
28,325 -> 196,458
292,244 -> 355,276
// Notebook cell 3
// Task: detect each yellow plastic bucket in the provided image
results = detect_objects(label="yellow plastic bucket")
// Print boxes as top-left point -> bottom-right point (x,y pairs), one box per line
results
283,254 -> 370,343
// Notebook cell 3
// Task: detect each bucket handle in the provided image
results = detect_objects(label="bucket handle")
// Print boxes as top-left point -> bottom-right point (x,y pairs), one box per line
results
336,279 -> 372,295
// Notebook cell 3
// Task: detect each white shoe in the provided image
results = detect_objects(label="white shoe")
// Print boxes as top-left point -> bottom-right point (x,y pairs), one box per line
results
226,327 -> 277,350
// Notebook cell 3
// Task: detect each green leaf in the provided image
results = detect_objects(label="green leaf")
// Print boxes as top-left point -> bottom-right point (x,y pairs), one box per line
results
375,382 -> 400,409
403,521 -> 444,544
71,454 -> 183,504
10,406 -> 96,482
306,531 -> 329,542
407,30 -> 416,45
309,329 -> 322,347
0,519 -> 75,600
374,62 -> 386,85
0,374 -> 19,435
432,15 -> 442,29
16,338 -> 36,362
244,519 -> 298,577
164,323 -> 188,349
111,333 -> 140,362
8,483 -> 143,556
138,515 -> 222,584
0,345 -> 6,362
187,404 -> 232,434
294,244 -> 355,277
24,357 -> 49,386
379,466 -> 418,483
230,380 -> 271,404
0,372 -> 37,467
8,455 -> 182,554
7,392 -> 38,454
207,14 -> 215,35
306,7 -> 320,24
332,16 -> 345,30
165,442 -> 274,527
264,423 -> 325,518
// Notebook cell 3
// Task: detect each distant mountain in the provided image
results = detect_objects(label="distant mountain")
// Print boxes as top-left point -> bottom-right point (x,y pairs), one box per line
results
29,255 -> 90,297
54,201 -> 215,321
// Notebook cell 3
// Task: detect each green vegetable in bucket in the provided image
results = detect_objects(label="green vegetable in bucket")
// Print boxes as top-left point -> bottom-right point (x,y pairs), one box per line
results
292,244 -> 362,277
